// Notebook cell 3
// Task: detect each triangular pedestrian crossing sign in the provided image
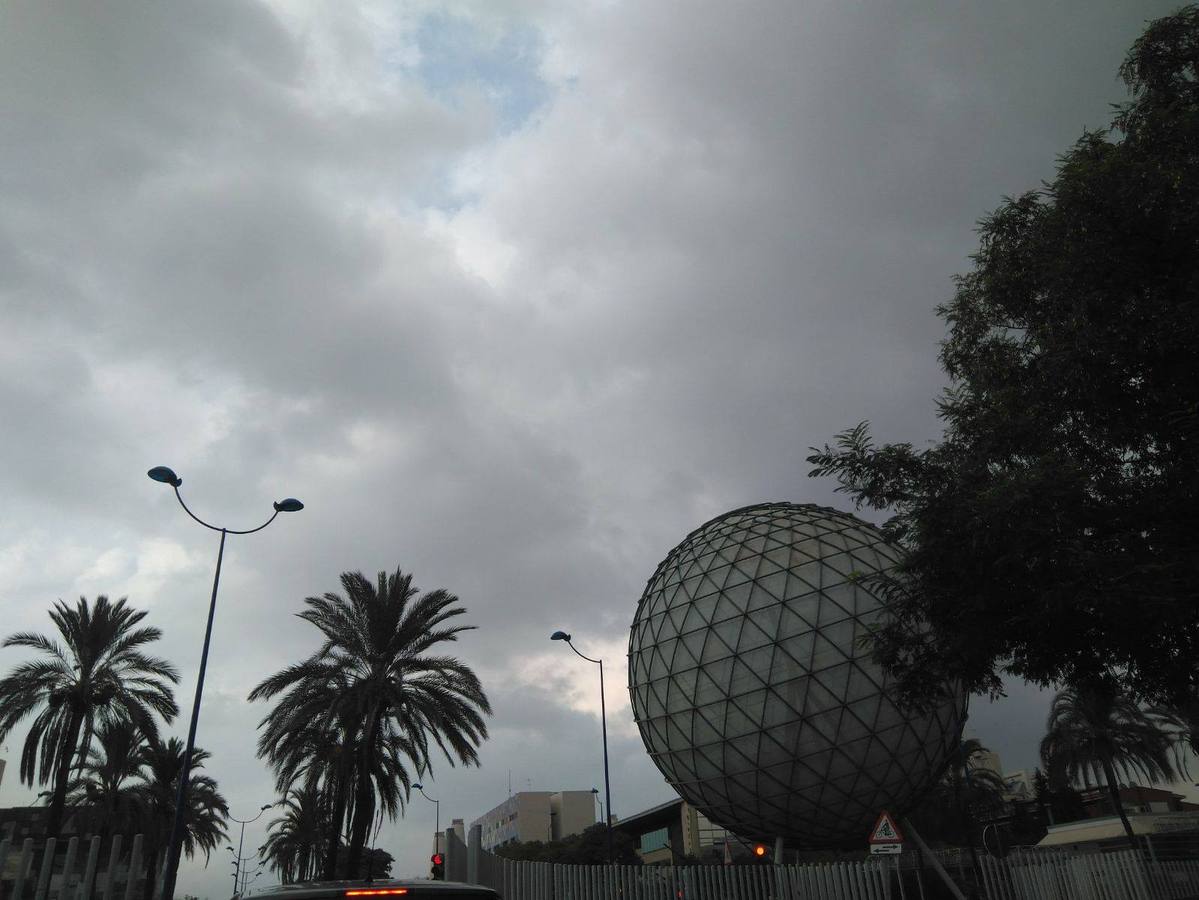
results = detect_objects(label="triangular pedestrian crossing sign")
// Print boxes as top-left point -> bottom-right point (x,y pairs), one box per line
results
868,811 -> 904,844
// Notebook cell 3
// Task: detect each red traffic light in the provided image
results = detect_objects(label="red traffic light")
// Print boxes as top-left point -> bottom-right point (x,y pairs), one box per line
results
430,853 -> 444,865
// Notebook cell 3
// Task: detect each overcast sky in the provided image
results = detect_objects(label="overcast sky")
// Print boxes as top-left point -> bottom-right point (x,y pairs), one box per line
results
0,0 -> 1181,894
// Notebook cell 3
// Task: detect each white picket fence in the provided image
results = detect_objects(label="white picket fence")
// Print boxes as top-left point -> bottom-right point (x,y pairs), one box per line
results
0,834 -> 147,900
484,857 -> 892,900
449,826 -> 895,900
447,825 -> 1199,900
980,848 -> 1199,900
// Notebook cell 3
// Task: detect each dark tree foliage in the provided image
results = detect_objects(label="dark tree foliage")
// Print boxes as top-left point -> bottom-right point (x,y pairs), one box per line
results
807,7 -> 1199,708
1007,803 -> 1047,848
249,567 -> 491,879
1039,681 -> 1176,843
0,596 -> 179,836
494,824 -> 641,865
903,740 -> 1007,848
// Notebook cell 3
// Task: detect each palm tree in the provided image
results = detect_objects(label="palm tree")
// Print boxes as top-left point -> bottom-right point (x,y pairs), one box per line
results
1158,696 -> 1198,773
134,736 -> 229,900
1040,680 -> 1177,843
249,567 -> 492,877
254,674 -> 358,873
907,738 -> 1006,848
66,720 -> 146,837
0,596 -> 179,835
262,788 -> 328,883
951,738 -> 1008,819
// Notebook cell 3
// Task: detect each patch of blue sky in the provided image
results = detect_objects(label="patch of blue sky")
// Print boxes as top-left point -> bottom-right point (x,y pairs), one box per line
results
410,12 -> 553,134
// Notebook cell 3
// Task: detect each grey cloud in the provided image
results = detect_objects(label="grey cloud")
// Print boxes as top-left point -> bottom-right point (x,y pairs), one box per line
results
0,0 -> 1178,894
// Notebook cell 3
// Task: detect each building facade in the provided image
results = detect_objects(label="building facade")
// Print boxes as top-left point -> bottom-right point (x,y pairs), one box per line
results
1079,785 -> 1199,817
611,797 -> 743,865
470,791 -> 597,852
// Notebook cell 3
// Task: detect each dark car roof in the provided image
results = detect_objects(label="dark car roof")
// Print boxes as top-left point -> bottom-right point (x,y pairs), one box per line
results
250,881 -> 499,900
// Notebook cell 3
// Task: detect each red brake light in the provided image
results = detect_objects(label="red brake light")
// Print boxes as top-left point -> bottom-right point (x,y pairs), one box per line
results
345,890 -> 409,896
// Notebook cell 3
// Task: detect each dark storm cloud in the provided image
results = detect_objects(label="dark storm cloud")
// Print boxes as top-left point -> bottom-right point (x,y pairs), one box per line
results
0,0 -> 1178,892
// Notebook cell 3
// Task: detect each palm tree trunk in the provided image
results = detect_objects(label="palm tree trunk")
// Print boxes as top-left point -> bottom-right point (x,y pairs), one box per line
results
141,846 -> 160,900
323,760 -> 352,879
345,778 -> 374,876
1100,756 -> 1137,845
46,708 -> 85,836
951,751 -> 983,896
345,714 -> 380,877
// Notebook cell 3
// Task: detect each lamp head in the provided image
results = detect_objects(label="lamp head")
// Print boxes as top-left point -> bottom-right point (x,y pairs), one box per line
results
273,498 -> 304,513
261,804 -> 273,810
550,631 -> 571,642
147,466 -> 182,487
413,783 -> 423,790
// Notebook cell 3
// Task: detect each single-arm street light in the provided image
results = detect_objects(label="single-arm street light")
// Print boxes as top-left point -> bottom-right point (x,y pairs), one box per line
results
229,804 -> 275,895
550,630 -> 613,865
590,787 -> 605,827
148,466 -> 301,900
412,783 -> 440,853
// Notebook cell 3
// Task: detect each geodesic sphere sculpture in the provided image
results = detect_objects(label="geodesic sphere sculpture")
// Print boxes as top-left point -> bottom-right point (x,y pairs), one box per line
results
628,503 -> 966,847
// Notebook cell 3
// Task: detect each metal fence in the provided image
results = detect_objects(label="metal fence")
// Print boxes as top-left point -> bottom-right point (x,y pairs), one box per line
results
486,858 -> 890,900
979,848 -> 1199,900
445,825 -> 1199,900
0,835 -> 147,900
447,826 -> 893,900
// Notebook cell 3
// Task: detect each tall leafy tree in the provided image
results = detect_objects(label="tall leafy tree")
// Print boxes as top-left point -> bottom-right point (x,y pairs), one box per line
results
806,7 -> 1199,708
250,567 -> 491,877
262,788 -> 328,884
66,720 -> 146,838
906,739 -> 1006,848
1040,681 -> 1176,843
134,736 -> 229,900
253,676 -> 360,873
0,596 -> 179,835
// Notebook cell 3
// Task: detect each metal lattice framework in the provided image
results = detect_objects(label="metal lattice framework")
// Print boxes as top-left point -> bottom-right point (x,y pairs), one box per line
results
628,502 -> 966,847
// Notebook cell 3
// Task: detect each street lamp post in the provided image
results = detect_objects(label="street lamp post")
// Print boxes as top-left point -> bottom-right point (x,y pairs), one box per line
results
590,787 -> 604,827
147,466 -> 302,900
412,784 -> 440,853
239,868 -> 263,895
229,804 -> 275,895
550,631 -> 613,865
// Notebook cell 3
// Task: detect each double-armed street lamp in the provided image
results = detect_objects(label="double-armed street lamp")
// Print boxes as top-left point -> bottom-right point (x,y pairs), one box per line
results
412,783 -> 441,852
229,804 -> 275,895
549,631 -> 613,865
147,466 -> 302,900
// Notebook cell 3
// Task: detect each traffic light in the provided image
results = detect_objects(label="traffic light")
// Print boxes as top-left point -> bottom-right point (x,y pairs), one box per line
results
430,853 -> 445,880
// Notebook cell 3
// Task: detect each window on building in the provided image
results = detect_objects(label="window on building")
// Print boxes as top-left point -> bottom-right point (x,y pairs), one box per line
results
640,827 -> 669,853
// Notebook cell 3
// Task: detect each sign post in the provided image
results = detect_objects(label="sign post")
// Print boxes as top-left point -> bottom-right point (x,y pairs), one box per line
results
868,810 -> 905,856
870,812 -> 906,900
899,816 -> 967,900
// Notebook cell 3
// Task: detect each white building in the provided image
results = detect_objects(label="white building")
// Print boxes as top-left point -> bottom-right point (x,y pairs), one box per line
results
1003,769 -> 1035,801
470,791 -> 597,852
